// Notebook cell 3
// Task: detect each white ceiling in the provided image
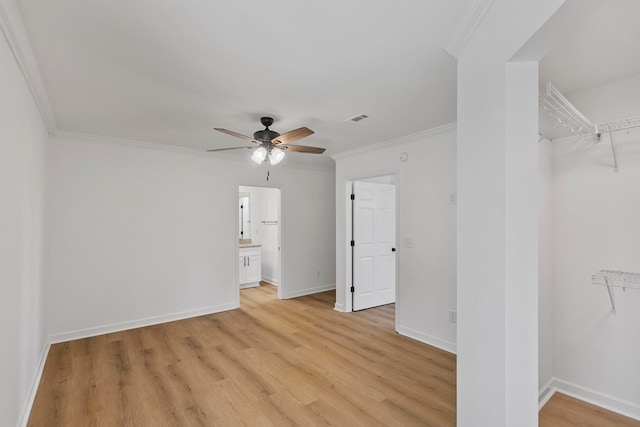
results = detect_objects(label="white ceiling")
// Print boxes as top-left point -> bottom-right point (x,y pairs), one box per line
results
540,0 -> 640,95
15,1 -> 640,168
538,0 -> 640,139
16,0 -> 472,168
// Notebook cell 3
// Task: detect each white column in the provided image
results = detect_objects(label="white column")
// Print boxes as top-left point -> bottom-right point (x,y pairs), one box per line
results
456,1 -> 566,425
504,62 -> 540,424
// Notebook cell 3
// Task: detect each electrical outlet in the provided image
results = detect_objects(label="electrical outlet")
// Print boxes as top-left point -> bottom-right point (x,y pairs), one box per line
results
316,270 -> 321,278
449,193 -> 457,205
449,310 -> 457,324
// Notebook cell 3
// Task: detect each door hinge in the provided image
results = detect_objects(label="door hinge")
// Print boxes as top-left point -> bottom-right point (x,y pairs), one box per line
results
350,194 -> 355,200
350,240 -> 355,247
350,286 -> 355,293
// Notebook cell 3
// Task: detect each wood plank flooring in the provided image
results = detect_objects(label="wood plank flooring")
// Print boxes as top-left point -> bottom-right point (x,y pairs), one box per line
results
539,392 -> 640,427
27,284 -> 640,426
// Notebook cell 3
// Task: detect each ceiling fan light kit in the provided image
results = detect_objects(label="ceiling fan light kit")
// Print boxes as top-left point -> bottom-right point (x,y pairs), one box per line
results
251,146 -> 267,164
207,116 -> 325,169
268,147 -> 285,165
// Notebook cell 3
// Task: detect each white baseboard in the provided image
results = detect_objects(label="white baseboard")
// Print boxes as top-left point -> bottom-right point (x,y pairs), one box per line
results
396,324 -> 457,354
261,276 -> 280,286
334,302 -> 345,312
48,302 -> 238,344
283,284 -> 336,299
18,339 -> 51,427
538,377 -> 556,410
240,282 -> 260,289
538,377 -> 640,421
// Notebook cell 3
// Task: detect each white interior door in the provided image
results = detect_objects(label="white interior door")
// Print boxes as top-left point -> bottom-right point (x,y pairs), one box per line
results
352,181 -> 396,311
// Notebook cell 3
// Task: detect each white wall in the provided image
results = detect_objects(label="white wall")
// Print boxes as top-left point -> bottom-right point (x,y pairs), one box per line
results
0,28 -> 47,427
546,75 -> 640,415
44,136 -> 335,340
333,127 -> 457,352
538,139 -> 555,393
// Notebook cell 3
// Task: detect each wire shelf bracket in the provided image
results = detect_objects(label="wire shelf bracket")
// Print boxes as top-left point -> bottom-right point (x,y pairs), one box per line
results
540,82 -> 600,140
591,269 -> 640,314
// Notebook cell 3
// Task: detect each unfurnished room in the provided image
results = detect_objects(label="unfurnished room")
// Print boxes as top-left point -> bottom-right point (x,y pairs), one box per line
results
2,0 -> 640,426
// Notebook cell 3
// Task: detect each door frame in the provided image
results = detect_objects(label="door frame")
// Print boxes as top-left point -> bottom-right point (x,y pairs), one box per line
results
235,182 -> 285,304
344,168 -> 399,315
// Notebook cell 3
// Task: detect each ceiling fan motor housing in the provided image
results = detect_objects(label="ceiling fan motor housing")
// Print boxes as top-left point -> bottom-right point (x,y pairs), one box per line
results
254,117 -> 279,142
253,129 -> 280,143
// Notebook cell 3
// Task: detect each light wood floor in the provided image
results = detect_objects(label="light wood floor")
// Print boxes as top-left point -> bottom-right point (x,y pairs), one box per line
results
28,284 -> 639,426
539,392 -> 640,427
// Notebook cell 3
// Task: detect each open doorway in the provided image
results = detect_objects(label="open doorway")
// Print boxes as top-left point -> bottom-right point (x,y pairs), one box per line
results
348,175 -> 397,312
238,185 -> 282,301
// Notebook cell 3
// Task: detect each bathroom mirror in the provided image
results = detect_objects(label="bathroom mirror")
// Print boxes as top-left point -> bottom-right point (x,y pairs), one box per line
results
239,193 -> 250,240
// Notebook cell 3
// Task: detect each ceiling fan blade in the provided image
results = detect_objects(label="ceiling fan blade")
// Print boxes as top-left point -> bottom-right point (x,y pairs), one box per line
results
282,144 -> 325,154
207,146 -> 254,152
214,128 -> 257,143
272,127 -> 314,145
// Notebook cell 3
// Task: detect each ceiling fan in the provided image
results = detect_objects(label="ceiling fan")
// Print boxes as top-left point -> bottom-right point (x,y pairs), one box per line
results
208,117 -> 325,165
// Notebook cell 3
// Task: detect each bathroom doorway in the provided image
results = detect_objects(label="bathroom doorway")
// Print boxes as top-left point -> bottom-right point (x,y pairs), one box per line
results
238,185 -> 283,300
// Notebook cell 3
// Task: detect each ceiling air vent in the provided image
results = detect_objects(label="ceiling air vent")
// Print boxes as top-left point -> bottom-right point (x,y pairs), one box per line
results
346,114 -> 369,123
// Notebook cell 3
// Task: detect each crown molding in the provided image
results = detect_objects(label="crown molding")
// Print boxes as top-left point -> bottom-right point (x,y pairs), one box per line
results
0,0 -> 57,134
444,0 -> 495,58
54,130 -> 207,154
53,130 -> 335,172
331,122 -> 457,161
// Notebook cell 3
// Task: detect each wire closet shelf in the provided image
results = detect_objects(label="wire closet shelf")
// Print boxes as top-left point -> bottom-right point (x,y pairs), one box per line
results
591,269 -> 640,314
540,82 -> 598,139
539,82 -> 640,172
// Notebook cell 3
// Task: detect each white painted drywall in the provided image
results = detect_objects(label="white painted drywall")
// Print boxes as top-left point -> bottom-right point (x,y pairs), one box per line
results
538,139 -> 555,392
0,30 -> 47,427
44,136 -> 335,339
548,76 -> 640,411
333,128 -> 457,352
456,1 -> 563,424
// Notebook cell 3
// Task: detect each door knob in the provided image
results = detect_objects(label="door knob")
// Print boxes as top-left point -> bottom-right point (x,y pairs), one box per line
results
391,248 -> 396,252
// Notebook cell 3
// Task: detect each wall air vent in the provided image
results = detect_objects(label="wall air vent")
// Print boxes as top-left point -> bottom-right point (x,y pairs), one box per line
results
347,114 -> 369,123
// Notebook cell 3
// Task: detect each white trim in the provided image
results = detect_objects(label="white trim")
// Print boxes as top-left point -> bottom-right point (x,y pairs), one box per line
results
538,377 -> 556,410
444,0 -> 495,58
0,0 -> 57,134
331,122 -> 457,161
48,303 -> 237,344
54,130 -> 207,155
239,282 -> 260,289
333,302 -> 345,312
236,184 -> 285,300
396,324 -> 457,355
53,131 -> 335,172
283,284 -> 336,299
17,340 -> 51,427
342,169 -> 401,313
261,276 -> 280,287
538,377 -> 640,421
